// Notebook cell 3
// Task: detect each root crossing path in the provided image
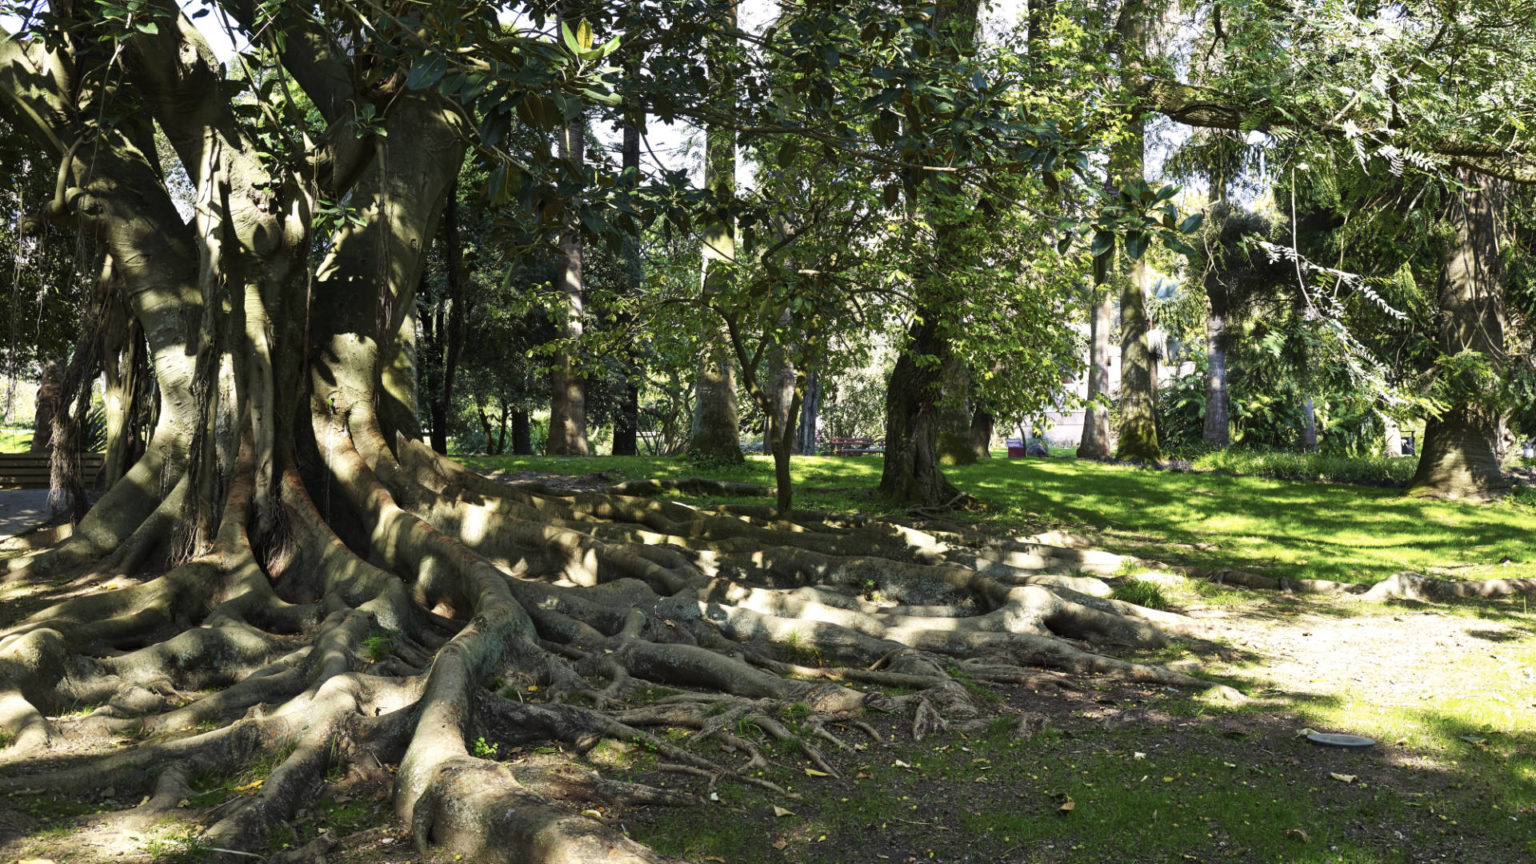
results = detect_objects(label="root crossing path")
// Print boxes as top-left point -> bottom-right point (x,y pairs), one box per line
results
0,447 -> 1227,864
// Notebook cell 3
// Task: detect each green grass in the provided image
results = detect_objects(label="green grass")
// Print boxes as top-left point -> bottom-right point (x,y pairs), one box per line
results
1185,447 -> 1417,485
0,426 -> 32,453
465,451 -> 1536,587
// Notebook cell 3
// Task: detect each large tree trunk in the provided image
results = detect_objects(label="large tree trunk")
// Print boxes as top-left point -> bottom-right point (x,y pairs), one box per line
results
881,314 -> 964,506
1077,284 -> 1114,459
1409,169 -> 1509,499
548,113 -> 590,456
878,0 -> 981,504
969,404 -> 994,459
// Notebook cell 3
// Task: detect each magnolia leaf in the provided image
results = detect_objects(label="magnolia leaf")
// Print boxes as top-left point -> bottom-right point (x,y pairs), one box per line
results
577,19 -> 594,51
1058,799 -> 1075,814
581,809 -> 602,818
1178,213 -> 1205,234
772,806 -> 795,818
1329,772 -> 1356,783
805,768 -> 831,777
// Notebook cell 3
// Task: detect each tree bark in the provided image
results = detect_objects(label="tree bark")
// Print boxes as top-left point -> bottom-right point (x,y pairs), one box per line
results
1201,304 -> 1231,448
428,181 -> 469,455
1409,169 -> 1510,499
877,0 -> 981,505
1110,0 -> 1161,464
969,404 -> 994,459
548,113 -> 590,456
1300,396 -> 1318,452
612,120 -> 643,457
796,369 -> 819,454
511,407 -> 532,456
1077,281 -> 1114,459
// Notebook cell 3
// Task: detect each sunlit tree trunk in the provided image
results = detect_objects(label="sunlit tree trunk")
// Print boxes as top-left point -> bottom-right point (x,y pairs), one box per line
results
1078,277 -> 1114,459
1110,0 -> 1161,463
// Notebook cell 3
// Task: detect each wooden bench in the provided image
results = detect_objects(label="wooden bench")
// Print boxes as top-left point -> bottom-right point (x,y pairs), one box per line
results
0,453 -> 105,489
825,436 -> 884,456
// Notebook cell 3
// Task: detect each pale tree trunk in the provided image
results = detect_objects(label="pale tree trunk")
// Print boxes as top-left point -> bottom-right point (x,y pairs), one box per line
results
1410,168 -> 1510,498
688,0 -> 743,463
1110,0 -> 1161,463
1382,413 -> 1403,458
1077,280 -> 1114,459
1201,305 -> 1231,448
548,113 -> 589,455
1300,396 -> 1318,451
795,369 -> 819,454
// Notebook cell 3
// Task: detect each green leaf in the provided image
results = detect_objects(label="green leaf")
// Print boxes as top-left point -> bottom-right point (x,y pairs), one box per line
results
561,22 -> 581,55
406,55 -> 446,91
1090,231 -> 1114,259
1124,231 -> 1149,260
577,19 -> 593,51
1178,213 -> 1205,234
777,140 -> 799,169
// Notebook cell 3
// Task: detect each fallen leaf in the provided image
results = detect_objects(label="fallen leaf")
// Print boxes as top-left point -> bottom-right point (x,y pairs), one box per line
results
1329,773 -> 1356,784
893,759 -> 912,769
771,840 -> 787,850
1283,827 -> 1311,843
1058,799 -> 1075,814
581,809 -> 602,819
234,780 -> 263,792
1133,752 -> 1147,760
804,768 -> 831,777
772,806 -> 795,818
704,857 -> 726,862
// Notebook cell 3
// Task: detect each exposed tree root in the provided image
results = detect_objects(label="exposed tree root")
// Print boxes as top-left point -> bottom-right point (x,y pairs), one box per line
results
0,420 -> 1244,863
1182,566 -> 1536,603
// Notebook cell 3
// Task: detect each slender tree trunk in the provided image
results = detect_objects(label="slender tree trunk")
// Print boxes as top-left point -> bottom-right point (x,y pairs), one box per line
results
1116,251 -> 1161,461
1382,413 -> 1402,458
548,112 -> 589,456
476,399 -> 497,455
1078,280 -> 1114,458
1410,168 -> 1509,498
613,119 -> 643,457
1202,305 -> 1230,448
765,339 -> 796,458
1300,396 -> 1318,452
428,181 -> 468,455
1111,0 -> 1161,463
30,358 -> 61,453
688,2 -> 743,463
796,370 -> 819,454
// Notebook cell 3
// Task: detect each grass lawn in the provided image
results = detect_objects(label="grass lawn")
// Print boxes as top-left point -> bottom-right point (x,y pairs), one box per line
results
465,451 -> 1536,586
0,427 -> 33,453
